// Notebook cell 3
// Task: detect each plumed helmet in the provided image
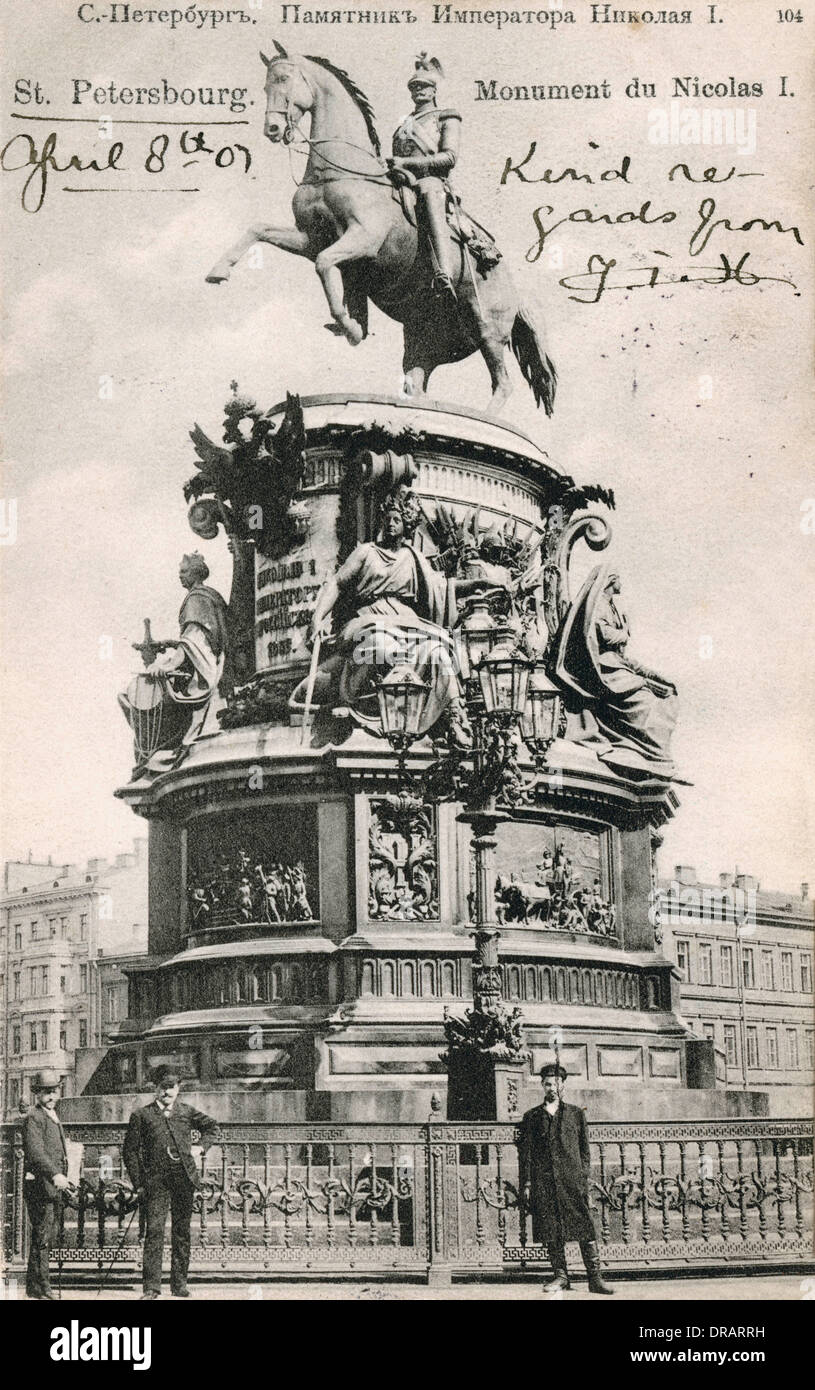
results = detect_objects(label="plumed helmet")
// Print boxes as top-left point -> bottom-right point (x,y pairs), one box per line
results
408,53 -> 444,93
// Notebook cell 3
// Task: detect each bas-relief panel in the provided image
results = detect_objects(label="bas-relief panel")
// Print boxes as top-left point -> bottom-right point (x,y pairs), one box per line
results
368,798 -> 439,922
186,806 -> 319,931
491,819 -> 617,938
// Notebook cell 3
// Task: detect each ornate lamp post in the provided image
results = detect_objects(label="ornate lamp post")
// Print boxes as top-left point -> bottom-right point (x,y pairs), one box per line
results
461,640 -> 534,983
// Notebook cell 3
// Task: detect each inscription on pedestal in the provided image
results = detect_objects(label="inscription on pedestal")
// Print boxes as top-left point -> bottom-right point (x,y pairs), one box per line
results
254,493 -> 339,672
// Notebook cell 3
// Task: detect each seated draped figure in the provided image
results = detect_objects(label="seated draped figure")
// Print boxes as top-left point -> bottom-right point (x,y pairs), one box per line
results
551,567 -> 678,780
291,485 -> 513,747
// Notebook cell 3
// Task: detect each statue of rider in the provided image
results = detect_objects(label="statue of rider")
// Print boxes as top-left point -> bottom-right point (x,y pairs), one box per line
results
388,54 -> 461,307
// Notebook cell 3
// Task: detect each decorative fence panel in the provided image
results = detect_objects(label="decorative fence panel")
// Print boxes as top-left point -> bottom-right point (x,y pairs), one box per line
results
2,1119 -> 811,1283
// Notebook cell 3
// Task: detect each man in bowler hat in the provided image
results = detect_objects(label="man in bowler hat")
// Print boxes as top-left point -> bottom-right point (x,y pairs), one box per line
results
22,1069 -> 72,1300
519,1063 -> 613,1294
123,1065 -> 220,1299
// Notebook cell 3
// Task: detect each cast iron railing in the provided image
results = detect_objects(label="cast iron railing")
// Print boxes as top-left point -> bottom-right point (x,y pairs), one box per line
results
1,1118 -> 812,1283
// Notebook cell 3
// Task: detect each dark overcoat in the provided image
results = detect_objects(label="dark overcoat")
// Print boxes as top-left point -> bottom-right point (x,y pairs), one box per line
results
123,1101 -> 220,1193
518,1101 -> 596,1245
22,1105 -> 69,1200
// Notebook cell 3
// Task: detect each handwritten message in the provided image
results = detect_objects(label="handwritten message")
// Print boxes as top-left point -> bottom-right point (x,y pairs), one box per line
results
499,144 -> 805,303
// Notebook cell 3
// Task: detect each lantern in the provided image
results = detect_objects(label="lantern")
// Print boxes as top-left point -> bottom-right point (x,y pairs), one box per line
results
456,598 -> 497,681
477,641 -> 533,718
377,665 -> 429,751
524,671 -> 563,763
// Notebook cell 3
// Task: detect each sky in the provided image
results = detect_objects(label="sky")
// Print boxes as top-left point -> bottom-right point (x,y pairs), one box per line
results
1,1 -> 813,892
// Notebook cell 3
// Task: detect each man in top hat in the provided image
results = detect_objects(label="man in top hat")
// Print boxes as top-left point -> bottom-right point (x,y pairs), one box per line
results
22,1069 -> 71,1300
388,53 -> 461,306
123,1065 -> 220,1299
519,1063 -> 613,1294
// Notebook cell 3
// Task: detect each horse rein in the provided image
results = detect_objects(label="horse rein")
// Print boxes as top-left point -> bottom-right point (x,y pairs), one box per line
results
267,64 -> 401,189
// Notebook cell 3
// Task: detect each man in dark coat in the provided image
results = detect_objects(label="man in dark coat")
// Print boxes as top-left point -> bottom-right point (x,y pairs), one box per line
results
123,1066 -> 220,1300
519,1063 -> 613,1294
22,1069 -> 72,1300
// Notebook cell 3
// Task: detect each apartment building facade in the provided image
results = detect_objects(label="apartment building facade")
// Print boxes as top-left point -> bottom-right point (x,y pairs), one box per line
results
0,840 -> 147,1114
660,866 -> 814,1103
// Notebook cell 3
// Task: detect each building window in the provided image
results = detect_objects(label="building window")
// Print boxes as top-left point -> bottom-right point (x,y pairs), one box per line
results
698,943 -> 713,985
12,1026 -> 21,1056
723,1025 -> 738,1066
760,951 -> 775,991
59,1021 -> 68,1051
766,1027 -> 779,1069
29,967 -> 38,998
78,1018 -> 88,1049
40,1021 -> 48,1051
720,945 -> 734,987
60,916 -> 69,938
10,1079 -> 20,1109
105,984 -> 120,1024
41,966 -> 49,995
30,1025 -> 38,1053
676,940 -> 690,981
79,914 -> 89,941
702,1023 -> 716,1043
786,1029 -> 799,1069
48,917 -> 57,938
742,948 -> 755,989
60,974 -> 66,993
781,951 -> 794,991
805,1032 -> 814,1069
746,1026 -> 759,1068
79,964 -> 88,993
14,924 -> 22,950
30,920 -> 39,941
13,972 -> 21,1002
801,956 -> 813,993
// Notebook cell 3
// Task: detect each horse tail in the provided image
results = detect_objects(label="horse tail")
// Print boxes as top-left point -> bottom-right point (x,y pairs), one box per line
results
510,304 -> 557,416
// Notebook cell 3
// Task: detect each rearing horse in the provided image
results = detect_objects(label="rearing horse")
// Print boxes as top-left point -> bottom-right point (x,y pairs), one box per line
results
206,46 -> 556,415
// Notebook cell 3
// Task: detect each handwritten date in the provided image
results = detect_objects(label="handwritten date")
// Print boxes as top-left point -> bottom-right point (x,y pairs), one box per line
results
0,129 -> 251,213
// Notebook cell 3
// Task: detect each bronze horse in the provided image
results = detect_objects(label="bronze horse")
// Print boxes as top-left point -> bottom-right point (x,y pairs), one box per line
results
206,46 -> 556,415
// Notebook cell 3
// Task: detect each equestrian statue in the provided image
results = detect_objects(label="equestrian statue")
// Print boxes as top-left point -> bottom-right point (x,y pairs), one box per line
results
206,49 -> 556,415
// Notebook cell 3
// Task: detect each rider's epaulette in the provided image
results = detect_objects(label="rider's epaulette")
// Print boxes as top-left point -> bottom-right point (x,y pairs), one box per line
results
433,108 -> 462,123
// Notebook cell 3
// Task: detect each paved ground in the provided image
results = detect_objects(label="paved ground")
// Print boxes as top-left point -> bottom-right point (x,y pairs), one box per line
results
8,1273 -> 810,1301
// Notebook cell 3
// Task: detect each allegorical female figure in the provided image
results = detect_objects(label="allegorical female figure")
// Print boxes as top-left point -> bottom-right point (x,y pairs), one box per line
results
551,568 -> 678,779
295,492 -> 470,744
294,481 -> 517,745
119,552 -> 230,775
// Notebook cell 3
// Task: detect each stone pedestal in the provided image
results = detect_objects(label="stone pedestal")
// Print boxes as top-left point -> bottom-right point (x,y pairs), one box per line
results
446,1055 -> 530,1123
81,395 -> 724,1124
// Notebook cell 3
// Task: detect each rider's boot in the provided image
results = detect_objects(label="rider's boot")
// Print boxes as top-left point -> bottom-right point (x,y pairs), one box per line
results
421,182 -> 458,307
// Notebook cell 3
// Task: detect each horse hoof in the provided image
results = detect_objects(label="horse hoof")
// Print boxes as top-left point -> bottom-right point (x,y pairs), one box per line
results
345,323 -> 364,347
323,322 -> 345,336
205,272 -> 227,284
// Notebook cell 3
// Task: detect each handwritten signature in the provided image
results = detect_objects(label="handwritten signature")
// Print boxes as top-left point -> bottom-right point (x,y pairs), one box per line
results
559,251 -> 797,304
